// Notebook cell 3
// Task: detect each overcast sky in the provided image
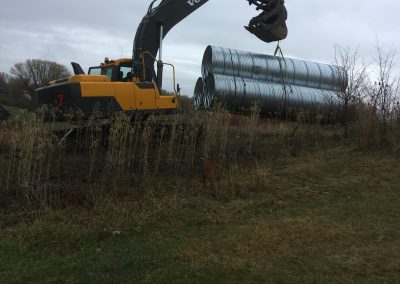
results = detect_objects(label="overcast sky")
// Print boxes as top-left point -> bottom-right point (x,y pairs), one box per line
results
0,0 -> 399,95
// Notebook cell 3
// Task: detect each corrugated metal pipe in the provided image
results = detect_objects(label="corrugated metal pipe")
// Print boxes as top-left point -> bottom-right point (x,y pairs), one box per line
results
194,45 -> 347,116
204,73 -> 336,115
193,77 -> 204,110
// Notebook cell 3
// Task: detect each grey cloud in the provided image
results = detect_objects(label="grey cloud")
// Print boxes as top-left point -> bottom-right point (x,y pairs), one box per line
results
1,0 -> 399,95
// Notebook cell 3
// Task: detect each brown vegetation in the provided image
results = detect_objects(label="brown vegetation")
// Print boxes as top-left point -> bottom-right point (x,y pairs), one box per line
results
0,99 -> 399,213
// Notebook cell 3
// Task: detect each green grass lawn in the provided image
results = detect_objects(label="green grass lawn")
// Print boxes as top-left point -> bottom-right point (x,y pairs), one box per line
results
0,104 -> 21,117
1,147 -> 399,283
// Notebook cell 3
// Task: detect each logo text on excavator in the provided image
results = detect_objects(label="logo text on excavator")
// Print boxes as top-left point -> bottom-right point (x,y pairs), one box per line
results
187,0 -> 202,7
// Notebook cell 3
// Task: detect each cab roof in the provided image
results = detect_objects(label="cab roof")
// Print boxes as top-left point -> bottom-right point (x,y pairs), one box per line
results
100,58 -> 132,67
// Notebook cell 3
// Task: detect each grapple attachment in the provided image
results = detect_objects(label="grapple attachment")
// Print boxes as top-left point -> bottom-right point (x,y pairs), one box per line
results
245,0 -> 288,43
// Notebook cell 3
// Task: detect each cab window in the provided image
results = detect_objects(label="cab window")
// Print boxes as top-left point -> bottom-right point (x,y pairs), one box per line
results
120,66 -> 131,78
101,67 -> 113,80
88,66 -> 113,80
118,62 -> 133,82
89,67 -> 101,75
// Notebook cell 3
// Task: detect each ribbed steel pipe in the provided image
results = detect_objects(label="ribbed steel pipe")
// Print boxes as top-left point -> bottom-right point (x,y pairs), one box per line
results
204,74 -> 335,115
202,45 -> 346,91
193,77 -> 204,110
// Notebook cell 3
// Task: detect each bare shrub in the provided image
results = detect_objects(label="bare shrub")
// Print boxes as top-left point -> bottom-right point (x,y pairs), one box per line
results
367,45 -> 399,143
333,46 -> 369,138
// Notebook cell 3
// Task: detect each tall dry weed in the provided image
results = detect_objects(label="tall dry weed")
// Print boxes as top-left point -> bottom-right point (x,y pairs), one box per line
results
0,104 -> 348,210
5,110 -> 61,208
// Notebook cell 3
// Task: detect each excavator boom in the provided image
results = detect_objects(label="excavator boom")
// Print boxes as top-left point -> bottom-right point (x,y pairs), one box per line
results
133,0 -> 209,87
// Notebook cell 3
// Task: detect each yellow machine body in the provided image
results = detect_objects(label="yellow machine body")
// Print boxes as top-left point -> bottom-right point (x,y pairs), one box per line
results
37,58 -> 179,114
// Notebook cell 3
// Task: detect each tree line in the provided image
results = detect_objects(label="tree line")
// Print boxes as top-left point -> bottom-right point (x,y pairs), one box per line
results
0,59 -> 70,108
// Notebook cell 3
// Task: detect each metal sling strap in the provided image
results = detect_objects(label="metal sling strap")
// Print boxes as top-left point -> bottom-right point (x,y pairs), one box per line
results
274,42 -> 292,111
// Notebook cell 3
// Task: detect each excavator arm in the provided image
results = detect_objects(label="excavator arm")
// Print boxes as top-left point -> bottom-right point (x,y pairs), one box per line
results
133,0 -> 288,89
133,0 -> 209,87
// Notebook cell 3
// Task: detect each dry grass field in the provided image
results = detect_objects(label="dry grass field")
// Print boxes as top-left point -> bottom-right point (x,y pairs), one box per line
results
0,107 -> 399,283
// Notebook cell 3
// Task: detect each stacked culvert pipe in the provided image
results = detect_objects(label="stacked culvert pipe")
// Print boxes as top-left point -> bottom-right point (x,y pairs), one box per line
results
193,45 -> 347,116
193,78 -> 205,110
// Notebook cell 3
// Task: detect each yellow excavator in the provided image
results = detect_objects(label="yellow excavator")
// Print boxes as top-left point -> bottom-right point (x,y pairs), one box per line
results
36,0 -> 288,115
